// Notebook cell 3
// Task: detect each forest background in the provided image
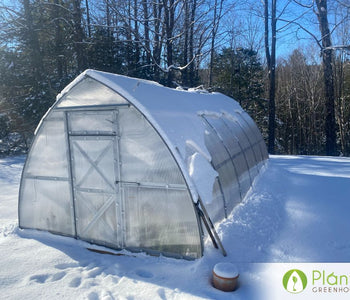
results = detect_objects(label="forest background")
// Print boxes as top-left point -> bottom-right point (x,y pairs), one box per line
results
0,0 -> 350,156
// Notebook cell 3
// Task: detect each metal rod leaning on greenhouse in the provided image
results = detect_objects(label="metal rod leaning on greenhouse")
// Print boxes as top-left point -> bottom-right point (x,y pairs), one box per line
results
197,197 -> 227,257
196,202 -> 218,249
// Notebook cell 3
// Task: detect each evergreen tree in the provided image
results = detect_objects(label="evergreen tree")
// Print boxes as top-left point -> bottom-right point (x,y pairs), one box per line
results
211,47 -> 266,132
87,28 -> 123,73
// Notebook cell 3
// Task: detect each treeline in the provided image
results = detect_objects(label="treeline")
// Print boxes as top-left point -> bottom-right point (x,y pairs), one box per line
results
0,0 -> 350,156
276,49 -> 350,156
0,0 -> 224,154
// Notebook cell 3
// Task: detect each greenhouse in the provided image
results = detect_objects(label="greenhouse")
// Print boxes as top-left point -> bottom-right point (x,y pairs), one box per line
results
18,69 -> 268,259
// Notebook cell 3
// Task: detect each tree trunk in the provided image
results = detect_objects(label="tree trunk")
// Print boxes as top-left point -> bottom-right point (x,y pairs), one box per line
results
163,0 -> 175,86
72,0 -> 86,72
315,0 -> 337,155
182,0 -> 189,86
189,0 -> 197,86
54,0 -> 63,82
106,0 -> 111,38
209,0 -> 218,86
152,1 -> 163,81
22,0 -> 43,83
85,0 -> 91,38
264,0 -> 277,154
142,0 -> 151,69
134,0 -> 140,70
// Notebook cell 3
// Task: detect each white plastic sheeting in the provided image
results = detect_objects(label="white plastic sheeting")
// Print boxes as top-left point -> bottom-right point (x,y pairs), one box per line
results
19,70 -> 268,259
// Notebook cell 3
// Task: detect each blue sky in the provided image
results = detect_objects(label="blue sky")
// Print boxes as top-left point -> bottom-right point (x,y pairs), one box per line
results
218,0 -> 348,61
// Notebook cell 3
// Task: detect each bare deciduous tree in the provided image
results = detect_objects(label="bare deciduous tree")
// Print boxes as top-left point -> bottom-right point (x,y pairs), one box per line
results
315,0 -> 337,155
264,0 -> 277,154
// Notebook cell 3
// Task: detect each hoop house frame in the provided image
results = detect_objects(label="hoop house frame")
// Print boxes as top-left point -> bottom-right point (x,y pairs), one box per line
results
19,70 -> 268,259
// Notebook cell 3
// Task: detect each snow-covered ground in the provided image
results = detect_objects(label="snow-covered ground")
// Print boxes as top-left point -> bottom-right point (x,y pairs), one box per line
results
1,155 -> 350,299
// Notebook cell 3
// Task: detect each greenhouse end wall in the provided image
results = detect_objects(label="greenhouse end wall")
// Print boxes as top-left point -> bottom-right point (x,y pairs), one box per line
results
19,77 -> 202,259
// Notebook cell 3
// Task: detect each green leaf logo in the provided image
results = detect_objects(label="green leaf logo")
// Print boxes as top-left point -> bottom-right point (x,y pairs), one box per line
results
282,269 -> 307,294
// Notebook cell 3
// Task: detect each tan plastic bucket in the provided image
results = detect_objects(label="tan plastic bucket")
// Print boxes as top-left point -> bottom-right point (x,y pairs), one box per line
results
212,263 -> 239,292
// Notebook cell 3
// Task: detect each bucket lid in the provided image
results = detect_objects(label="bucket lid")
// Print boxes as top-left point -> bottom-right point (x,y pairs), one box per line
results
213,262 -> 239,279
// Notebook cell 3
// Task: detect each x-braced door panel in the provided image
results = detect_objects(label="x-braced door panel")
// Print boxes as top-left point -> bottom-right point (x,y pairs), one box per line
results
68,110 -> 122,248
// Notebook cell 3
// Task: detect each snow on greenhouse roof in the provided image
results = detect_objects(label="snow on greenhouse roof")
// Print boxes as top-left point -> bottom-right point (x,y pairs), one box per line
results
55,69 -> 249,205
58,69 -> 242,157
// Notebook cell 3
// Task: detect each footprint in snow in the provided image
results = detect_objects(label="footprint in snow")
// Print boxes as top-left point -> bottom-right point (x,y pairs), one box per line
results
69,276 -> 82,288
135,269 -> 153,278
29,274 -> 50,284
87,291 -> 99,300
51,271 -> 66,282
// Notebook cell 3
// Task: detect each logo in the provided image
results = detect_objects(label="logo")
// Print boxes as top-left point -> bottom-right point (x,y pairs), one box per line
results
283,269 -> 308,294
